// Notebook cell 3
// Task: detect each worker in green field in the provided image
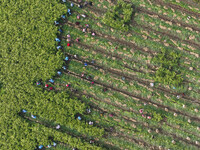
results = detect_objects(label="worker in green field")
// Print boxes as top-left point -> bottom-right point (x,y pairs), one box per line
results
54,21 -> 59,25
89,121 -> 93,125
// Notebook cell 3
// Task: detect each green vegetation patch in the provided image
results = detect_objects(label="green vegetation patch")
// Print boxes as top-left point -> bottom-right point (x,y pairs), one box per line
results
0,1 -> 103,150
152,49 -> 183,87
102,0 -> 133,31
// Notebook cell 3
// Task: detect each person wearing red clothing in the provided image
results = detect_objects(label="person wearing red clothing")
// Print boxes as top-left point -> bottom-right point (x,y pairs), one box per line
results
66,84 -> 70,87
81,73 -> 84,77
67,43 -> 70,46
49,87 -> 53,90
109,114 -> 113,117
91,81 -> 94,84
45,84 -> 49,88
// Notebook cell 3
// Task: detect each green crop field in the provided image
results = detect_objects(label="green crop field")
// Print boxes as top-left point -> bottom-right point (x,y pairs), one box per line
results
0,0 -> 200,150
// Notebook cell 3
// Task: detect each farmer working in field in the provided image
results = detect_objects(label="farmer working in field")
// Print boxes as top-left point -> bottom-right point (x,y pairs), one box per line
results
55,38 -> 61,42
56,46 -> 62,50
54,21 -> 59,25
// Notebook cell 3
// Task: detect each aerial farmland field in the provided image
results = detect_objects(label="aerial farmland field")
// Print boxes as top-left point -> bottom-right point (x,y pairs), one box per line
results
0,0 -> 200,150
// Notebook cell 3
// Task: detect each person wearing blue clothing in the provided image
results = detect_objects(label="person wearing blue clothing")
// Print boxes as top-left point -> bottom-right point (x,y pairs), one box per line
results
55,38 -> 61,42
22,109 -> 27,113
67,9 -> 71,15
61,15 -> 66,19
53,142 -> 57,147
58,29 -> 62,33
71,3 -> 74,7
57,71 -> 62,75
49,79 -> 54,83
77,116 -> 81,120
31,115 -> 36,119
62,0 -> 66,2
38,145 -> 43,149
65,56 -> 69,61
84,63 -> 87,66
91,60 -> 95,64
36,81 -> 40,85
54,21 -> 59,25
57,46 -> 62,50
62,66 -> 67,70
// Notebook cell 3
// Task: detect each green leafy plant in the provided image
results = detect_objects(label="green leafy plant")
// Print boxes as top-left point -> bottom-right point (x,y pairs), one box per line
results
152,48 -> 183,87
102,0 -> 133,31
